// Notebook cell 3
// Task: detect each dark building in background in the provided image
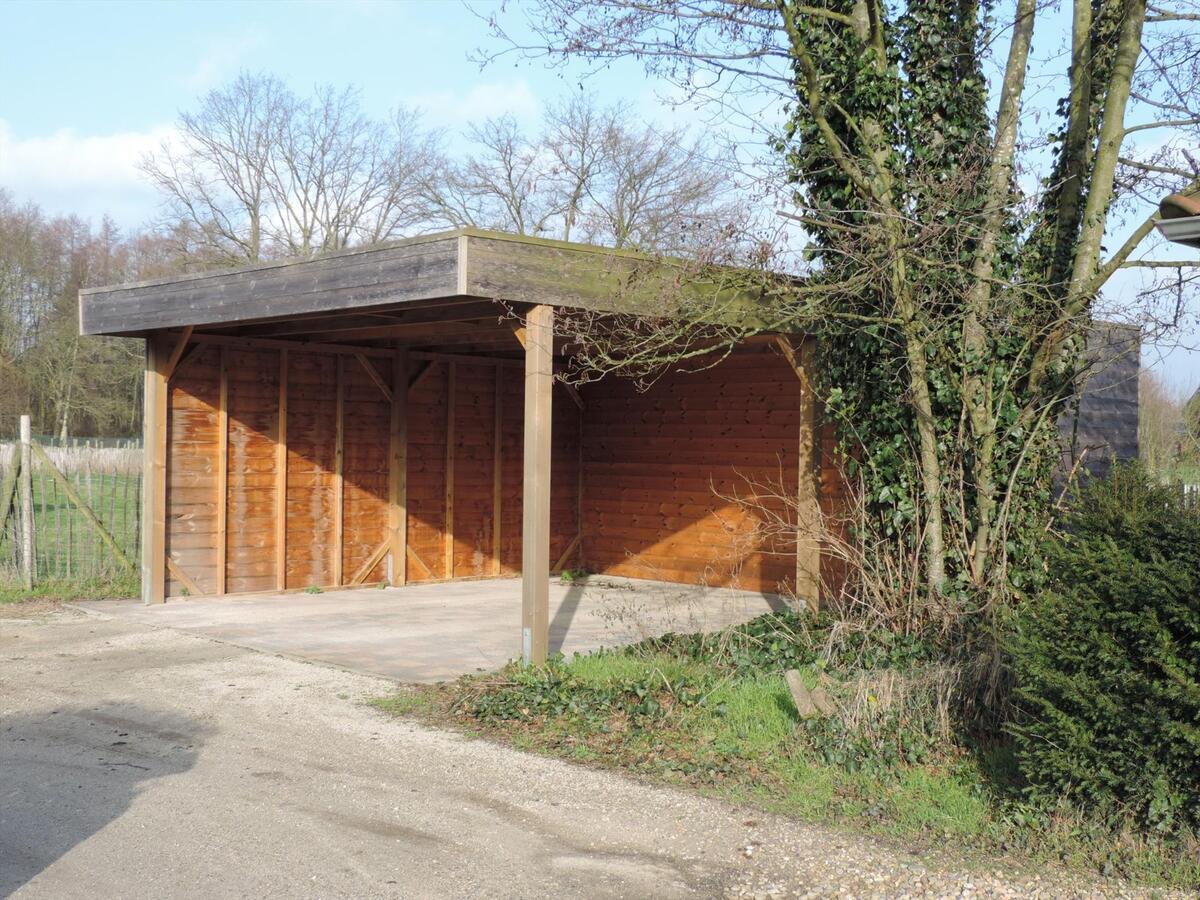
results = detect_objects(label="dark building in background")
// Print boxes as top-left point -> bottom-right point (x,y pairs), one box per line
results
1059,323 -> 1140,480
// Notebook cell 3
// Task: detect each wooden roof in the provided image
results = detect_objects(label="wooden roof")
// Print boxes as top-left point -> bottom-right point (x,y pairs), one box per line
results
79,228 -> 733,339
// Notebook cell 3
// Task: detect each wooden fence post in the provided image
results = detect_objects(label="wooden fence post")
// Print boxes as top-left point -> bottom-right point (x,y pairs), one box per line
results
19,415 -> 34,590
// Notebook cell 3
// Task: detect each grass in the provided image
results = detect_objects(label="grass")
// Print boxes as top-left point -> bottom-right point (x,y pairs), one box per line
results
0,572 -> 140,604
373,613 -> 1200,891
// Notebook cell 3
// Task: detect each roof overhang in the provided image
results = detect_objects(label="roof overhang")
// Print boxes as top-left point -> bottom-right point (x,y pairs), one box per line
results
79,228 -> 769,338
1155,192 -> 1200,250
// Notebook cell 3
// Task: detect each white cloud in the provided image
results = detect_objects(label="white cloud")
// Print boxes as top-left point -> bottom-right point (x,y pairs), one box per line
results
409,79 -> 543,130
0,120 -> 171,228
186,33 -> 266,92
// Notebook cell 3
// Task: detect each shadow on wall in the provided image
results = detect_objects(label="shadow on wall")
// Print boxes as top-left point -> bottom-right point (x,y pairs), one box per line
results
0,702 -> 206,895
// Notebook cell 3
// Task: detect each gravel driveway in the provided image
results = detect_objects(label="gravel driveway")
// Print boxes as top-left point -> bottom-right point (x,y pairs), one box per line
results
0,606 -> 1174,899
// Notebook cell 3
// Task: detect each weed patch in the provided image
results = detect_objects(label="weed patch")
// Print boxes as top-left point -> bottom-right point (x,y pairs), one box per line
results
375,611 -> 1200,890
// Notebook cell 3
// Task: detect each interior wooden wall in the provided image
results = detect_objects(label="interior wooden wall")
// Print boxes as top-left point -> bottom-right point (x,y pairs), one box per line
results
164,343 -> 580,598
579,345 -> 808,595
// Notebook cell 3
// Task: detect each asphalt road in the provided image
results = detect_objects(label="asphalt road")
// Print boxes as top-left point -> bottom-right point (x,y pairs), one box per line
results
0,607 -> 1168,899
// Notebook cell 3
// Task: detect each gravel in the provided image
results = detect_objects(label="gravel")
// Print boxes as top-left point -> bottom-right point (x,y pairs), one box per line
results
0,606 -> 1185,899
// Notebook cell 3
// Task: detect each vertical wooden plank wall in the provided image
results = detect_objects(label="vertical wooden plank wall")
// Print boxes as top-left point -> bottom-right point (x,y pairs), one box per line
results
449,362 -> 495,577
164,344 -> 220,598
285,352 -> 338,589
580,345 -> 807,595
341,356 -> 390,584
223,347 -> 279,594
164,339 -> 819,600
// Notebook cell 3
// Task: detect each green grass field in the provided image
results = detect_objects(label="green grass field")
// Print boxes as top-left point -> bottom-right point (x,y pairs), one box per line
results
1,467 -> 141,600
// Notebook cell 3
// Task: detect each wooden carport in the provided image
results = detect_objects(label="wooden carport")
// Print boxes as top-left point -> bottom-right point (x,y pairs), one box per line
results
79,229 -> 827,664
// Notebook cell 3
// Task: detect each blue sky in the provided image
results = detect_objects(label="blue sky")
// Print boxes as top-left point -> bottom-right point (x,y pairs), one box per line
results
1,0 -> 1196,390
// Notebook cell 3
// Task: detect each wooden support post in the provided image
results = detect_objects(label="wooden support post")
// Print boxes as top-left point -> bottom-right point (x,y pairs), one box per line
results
576,398 -> 584,572
521,305 -> 554,666
215,346 -> 229,596
333,355 -> 345,586
444,361 -> 456,579
275,348 -> 288,591
389,349 -> 408,586
18,415 -> 34,590
492,363 -> 503,576
142,336 -> 168,604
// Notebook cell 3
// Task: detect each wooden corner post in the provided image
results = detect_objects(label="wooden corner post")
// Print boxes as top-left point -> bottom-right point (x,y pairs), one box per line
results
142,333 -> 169,604
521,305 -> 554,665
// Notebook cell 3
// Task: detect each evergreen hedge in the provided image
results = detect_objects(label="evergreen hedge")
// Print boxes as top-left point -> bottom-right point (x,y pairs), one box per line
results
1008,464 -> 1200,832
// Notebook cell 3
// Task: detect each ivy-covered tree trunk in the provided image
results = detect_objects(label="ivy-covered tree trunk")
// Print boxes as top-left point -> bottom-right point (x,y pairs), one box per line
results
486,0 -> 1200,643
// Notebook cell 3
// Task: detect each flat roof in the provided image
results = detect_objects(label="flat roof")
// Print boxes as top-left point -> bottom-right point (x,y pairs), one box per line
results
79,228 -> 759,337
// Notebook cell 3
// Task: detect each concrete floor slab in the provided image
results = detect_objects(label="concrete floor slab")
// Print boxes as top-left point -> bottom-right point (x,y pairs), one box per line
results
76,577 -> 785,682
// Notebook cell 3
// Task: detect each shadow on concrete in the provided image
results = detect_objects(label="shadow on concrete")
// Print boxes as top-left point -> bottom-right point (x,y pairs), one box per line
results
0,702 -> 206,895
549,582 -> 586,656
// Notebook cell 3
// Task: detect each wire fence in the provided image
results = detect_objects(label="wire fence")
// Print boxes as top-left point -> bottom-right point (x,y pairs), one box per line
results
1182,483 -> 1199,509
0,425 -> 142,593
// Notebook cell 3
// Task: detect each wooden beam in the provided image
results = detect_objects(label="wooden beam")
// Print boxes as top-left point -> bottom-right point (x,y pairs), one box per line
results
407,545 -> 432,578
188,331 -> 393,358
80,233 -> 460,337
577,399 -> 584,571
511,318 -> 581,408
333,355 -> 345,586
166,558 -> 203,597
559,380 -> 584,411
410,350 -> 524,369
275,349 -> 288,591
551,534 -> 581,574
409,361 -> 435,392
163,325 -> 194,381
389,349 -> 408,586
298,318 -> 501,345
444,361 -> 456,580
521,304 -> 554,665
215,345 -> 229,596
350,537 -> 391,586
492,364 -> 503,577
775,335 -> 806,382
142,334 -> 168,604
171,343 -> 202,381
356,353 -> 393,403
223,299 -> 503,339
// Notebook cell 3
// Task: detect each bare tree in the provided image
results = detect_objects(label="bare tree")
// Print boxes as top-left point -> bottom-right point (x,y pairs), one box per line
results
427,94 -> 743,251
141,73 -> 286,262
1139,369 -> 1184,474
142,73 -> 442,263
433,114 -> 561,235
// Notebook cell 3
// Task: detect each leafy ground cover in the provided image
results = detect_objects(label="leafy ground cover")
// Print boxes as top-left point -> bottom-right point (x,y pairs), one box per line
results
375,609 -> 1200,890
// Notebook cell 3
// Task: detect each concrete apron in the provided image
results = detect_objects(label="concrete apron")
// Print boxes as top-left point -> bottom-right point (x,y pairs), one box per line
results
74,576 -> 786,683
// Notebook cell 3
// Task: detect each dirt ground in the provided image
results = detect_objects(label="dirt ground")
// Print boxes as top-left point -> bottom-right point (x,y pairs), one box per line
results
0,604 -> 1178,899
